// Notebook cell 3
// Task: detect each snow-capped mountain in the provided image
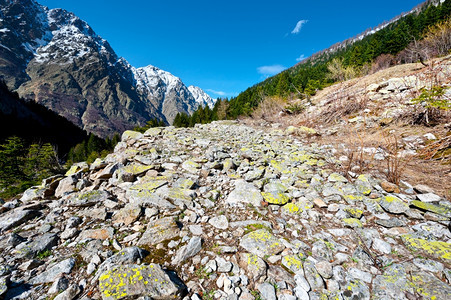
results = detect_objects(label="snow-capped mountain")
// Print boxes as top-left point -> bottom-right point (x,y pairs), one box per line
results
0,0 -> 214,137
188,86 -> 216,109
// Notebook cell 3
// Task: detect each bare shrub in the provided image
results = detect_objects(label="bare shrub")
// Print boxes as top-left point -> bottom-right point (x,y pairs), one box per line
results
371,54 -> 396,73
397,18 -> 451,65
397,38 -> 432,66
251,96 -> 286,122
318,90 -> 368,124
381,132 -> 410,185
418,135 -> 451,162
423,18 -> 451,57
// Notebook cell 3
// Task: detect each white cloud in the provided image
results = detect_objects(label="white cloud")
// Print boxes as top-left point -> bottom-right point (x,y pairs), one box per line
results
296,54 -> 306,62
206,89 -> 226,96
291,20 -> 308,34
257,65 -> 286,76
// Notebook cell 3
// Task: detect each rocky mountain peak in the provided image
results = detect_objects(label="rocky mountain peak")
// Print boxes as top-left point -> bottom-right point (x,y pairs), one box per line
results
0,0 -> 215,137
188,85 -> 216,109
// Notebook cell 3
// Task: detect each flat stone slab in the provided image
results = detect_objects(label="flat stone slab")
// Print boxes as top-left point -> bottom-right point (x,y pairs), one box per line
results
239,229 -> 285,258
137,217 -> 180,246
0,209 -> 40,232
112,204 -> 142,226
226,180 -> 263,207
79,227 -> 114,240
372,263 -> 451,300
379,195 -> 409,214
410,200 -> 451,218
30,258 -> 75,284
69,190 -> 109,207
208,215 -> 229,229
99,264 -> 185,300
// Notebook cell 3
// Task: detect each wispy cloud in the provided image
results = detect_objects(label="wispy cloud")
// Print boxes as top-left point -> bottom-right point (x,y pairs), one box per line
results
291,20 -> 308,34
206,89 -> 227,96
296,54 -> 306,62
257,65 -> 286,76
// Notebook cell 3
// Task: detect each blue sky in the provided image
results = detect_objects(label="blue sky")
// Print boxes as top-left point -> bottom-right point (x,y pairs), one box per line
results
39,0 -> 424,98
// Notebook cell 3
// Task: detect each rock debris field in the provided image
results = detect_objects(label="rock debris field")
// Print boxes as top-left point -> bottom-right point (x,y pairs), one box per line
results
0,121 -> 450,300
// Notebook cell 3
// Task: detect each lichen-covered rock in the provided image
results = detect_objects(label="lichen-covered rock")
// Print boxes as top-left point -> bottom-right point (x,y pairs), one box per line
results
401,234 -> 451,262
328,173 -> 348,183
16,233 -> 59,258
68,190 -> 109,207
344,207 -> 363,219
379,195 -> 409,214
0,276 -> 8,296
238,253 -> 267,283
302,259 -> 325,292
239,229 -> 285,258
281,199 -> 313,215
65,162 -> 89,176
20,186 -> 45,202
409,270 -> 451,299
181,160 -> 201,174
343,218 -> 363,228
410,200 -> 451,217
354,175 -> 372,195
137,217 -> 180,246
281,254 -> 305,274
99,264 -> 186,300
261,191 -> 290,205
121,130 -> 144,142
340,279 -> 370,300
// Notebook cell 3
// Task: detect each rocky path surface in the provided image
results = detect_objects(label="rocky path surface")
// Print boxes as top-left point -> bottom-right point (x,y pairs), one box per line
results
0,121 -> 450,300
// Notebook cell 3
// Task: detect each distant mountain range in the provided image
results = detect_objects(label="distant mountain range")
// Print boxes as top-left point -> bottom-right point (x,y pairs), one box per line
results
0,0 -> 214,137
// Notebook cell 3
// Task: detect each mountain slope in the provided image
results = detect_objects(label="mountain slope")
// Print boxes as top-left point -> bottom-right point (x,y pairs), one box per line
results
0,80 -> 88,155
0,0 -> 214,137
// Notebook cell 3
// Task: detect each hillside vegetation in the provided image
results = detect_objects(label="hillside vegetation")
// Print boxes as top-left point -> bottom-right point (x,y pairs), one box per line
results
227,0 -> 451,117
175,0 -> 450,126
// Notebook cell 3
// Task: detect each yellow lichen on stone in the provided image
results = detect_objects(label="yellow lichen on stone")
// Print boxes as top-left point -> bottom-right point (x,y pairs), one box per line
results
123,164 -> 152,175
411,200 -> 451,217
343,218 -> 363,228
282,255 -> 303,269
344,208 -> 363,219
282,203 -> 301,214
402,234 -> 451,262
261,192 -> 290,205
248,229 -> 272,242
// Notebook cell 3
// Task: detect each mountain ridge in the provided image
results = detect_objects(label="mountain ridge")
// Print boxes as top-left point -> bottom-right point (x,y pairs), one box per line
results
0,0 -> 215,137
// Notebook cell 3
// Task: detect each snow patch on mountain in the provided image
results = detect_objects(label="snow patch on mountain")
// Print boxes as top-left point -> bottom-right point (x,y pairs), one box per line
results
188,86 -> 216,109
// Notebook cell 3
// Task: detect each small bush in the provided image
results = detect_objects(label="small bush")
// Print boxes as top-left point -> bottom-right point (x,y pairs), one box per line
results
409,86 -> 451,125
